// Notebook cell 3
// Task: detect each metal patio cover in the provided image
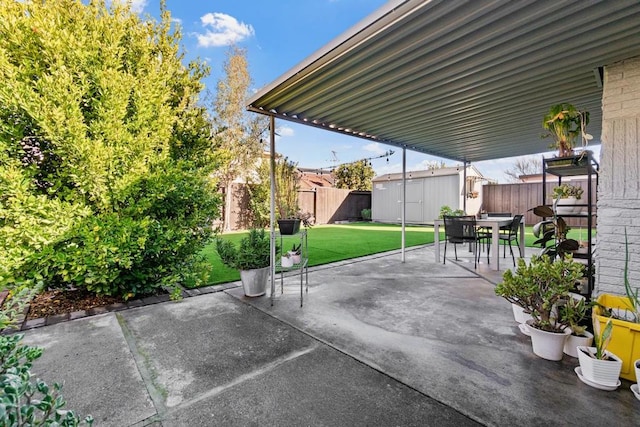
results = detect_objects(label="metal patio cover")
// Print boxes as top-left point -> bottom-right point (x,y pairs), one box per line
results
247,0 -> 640,163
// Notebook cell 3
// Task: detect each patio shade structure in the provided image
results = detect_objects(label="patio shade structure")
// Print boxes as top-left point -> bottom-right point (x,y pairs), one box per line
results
247,0 -> 640,276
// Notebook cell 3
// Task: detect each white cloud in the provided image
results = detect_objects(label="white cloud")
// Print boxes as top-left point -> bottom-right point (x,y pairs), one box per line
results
109,0 -> 147,14
363,142 -> 386,155
130,0 -> 147,13
197,13 -> 255,47
171,17 -> 182,25
277,126 -> 295,137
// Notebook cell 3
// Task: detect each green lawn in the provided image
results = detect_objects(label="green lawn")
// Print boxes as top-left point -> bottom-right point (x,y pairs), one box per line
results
199,222 -> 438,286
198,222 -> 595,286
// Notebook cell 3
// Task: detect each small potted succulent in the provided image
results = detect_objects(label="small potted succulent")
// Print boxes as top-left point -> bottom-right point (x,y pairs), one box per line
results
559,295 -> 593,358
552,183 -> 584,214
495,254 -> 584,360
289,243 -> 302,264
216,229 -> 272,297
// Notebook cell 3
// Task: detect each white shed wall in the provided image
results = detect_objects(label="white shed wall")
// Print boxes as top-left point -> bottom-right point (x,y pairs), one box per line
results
372,174 -> 458,223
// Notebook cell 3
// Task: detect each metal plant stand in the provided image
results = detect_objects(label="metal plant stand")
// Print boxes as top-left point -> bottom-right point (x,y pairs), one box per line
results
271,229 -> 308,307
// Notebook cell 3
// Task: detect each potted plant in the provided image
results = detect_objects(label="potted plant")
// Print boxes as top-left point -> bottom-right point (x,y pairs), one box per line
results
576,317 -> 622,389
593,229 -> 640,381
281,251 -> 294,268
216,229 -> 272,297
552,183 -> 584,214
275,157 -> 301,235
531,205 -> 579,260
559,295 -> 593,358
289,243 -> 302,264
495,254 -> 584,360
542,103 -> 592,158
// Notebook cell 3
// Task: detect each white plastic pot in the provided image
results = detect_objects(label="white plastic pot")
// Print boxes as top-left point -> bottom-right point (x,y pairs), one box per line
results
577,346 -> 622,387
281,256 -> 294,268
526,320 -> 571,361
563,331 -> 594,358
511,304 -> 533,324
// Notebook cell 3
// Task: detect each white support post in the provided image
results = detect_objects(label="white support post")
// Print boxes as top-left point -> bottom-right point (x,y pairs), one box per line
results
269,116 -> 276,303
401,147 -> 406,262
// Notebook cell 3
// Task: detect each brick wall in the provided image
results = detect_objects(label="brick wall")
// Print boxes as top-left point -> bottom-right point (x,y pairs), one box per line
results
596,56 -> 640,295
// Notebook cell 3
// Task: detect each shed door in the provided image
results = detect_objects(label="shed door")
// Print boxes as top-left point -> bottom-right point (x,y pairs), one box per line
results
423,175 -> 459,221
405,179 -> 424,223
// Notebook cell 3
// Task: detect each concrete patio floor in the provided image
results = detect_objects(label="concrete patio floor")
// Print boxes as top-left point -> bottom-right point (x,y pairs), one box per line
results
21,244 -> 640,426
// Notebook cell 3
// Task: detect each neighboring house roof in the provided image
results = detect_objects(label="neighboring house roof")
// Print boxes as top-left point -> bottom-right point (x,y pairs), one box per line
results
298,168 -> 335,189
248,0 -> 640,163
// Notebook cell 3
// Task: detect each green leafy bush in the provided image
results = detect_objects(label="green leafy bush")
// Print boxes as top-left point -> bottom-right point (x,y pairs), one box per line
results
17,166 -> 219,298
0,1 -> 221,298
216,229 -> 271,270
438,205 -> 464,219
0,334 -> 93,426
1,295 -> 92,425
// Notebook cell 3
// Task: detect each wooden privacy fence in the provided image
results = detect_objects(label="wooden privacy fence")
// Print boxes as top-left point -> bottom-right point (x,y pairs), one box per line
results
482,179 -> 597,228
223,184 -> 372,230
299,188 -> 371,224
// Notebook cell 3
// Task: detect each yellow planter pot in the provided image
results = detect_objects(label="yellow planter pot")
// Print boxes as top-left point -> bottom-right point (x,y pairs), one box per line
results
593,294 -> 640,382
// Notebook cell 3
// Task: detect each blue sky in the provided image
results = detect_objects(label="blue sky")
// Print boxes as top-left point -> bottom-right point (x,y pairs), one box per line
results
130,0 -> 599,183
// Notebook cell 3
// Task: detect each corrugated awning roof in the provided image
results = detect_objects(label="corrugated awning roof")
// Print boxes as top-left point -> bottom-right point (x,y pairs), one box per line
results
247,0 -> 640,163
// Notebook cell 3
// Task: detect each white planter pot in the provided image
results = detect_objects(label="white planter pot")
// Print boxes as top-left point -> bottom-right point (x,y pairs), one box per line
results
555,196 -> 577,215
288,251 -> 301,264
239,267 -> 269,297
511,304 -> 533,324
563,331 -> 594,358
526,320 -> 571,361
577,346 -> 623,387
281,256 -> 294,268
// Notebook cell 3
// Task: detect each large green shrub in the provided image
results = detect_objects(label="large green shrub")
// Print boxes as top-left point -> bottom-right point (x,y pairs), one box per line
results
0,0 -> 221,298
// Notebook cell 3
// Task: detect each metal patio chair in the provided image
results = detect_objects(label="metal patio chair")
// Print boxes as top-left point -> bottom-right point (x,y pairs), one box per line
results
443,215 -> 489,268
497,214 -> 523,266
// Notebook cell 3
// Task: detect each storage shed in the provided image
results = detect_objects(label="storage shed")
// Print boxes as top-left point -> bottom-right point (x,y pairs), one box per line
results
371,166 -> 486,224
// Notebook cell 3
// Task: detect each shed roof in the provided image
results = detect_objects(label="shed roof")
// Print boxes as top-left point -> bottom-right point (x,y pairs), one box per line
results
247,0 -> 640,163
372,164 -> 483,182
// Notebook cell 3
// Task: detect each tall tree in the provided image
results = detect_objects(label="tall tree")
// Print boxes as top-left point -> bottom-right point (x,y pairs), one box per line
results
504,157 -> 542,182
211,47 -> 267,231
334,160 -> 375,191
0,0 -> 221,298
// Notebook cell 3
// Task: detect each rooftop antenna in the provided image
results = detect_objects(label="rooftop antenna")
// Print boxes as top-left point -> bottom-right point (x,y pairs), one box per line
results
330,150 -> 339,166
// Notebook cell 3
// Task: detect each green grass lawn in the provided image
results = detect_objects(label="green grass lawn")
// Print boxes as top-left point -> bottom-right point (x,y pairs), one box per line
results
198,222 -> 595,286
199,222 -> 438,286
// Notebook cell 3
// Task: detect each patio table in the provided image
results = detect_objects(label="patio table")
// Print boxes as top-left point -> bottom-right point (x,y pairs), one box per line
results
432,217 -> 525,271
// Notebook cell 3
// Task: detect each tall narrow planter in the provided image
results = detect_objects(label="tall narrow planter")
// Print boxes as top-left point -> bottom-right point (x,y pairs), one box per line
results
240,267 -> 269,297
277,219 -> 301,235
526,320 -> 571,361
